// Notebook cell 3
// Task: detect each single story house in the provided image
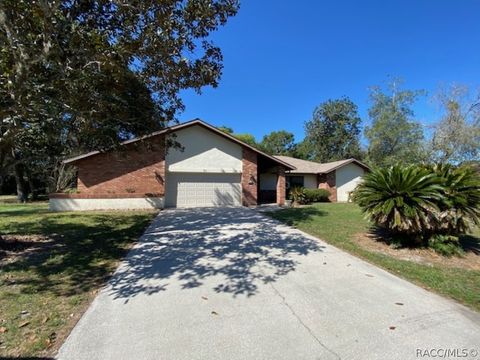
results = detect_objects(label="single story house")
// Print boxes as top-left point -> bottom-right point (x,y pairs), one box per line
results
49,119 -> 368,211
270,156 -> 369,202
49,119 -> 296,211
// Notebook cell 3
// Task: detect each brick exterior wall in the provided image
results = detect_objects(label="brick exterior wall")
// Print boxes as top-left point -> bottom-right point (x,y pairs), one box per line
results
318,171 -> 337,202
75,135 -> 165,197
276,167 -> 286,205
64,133 -> 290,207
242,147 -> 258,206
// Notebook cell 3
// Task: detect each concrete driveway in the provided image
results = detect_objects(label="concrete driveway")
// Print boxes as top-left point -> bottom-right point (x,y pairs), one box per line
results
58,207 -> 480,360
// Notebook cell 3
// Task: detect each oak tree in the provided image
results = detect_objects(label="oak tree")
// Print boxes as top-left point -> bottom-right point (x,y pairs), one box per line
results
303,97 -> 362,162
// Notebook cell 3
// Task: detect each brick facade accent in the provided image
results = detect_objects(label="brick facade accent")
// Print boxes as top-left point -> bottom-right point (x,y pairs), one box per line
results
276,167 -> 286,205
318,171 -> 337,202
75,136 -> 165,197
242,147 -> 258,206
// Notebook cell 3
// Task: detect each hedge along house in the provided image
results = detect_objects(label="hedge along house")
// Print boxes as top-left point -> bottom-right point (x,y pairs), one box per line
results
272,156 -> 370,202
49,119 -> 295,211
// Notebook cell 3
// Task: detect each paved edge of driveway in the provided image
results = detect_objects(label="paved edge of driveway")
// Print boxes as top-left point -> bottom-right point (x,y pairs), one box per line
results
255,207 -> 480,317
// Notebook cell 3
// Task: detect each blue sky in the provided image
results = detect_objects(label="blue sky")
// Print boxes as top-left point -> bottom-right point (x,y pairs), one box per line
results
180,0 -> 480,144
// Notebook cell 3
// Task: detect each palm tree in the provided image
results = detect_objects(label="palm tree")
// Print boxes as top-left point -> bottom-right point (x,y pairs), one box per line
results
430,164 -> 480,235
353,165 -> 444,239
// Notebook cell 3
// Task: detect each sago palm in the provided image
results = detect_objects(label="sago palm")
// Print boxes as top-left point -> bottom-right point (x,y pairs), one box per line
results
431,164 -> 480,235
353,165 -> 445,236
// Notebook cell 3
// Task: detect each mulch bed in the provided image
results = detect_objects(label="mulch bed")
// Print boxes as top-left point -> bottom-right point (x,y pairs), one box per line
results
354,232 -> 480,271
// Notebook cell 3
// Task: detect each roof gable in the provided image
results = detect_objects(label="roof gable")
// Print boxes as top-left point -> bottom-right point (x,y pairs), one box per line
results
275,155 -> 369,174
63,119 -> 295,170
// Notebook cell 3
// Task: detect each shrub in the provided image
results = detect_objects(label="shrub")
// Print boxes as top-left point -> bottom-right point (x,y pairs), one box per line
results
430,164 -> 480,235
352,165 -> 444,239
64,188 -> 79,194
428,234 -> 464,257
289,186 -> 306,205
303,188 -> 330,203
353,163 -> 480,253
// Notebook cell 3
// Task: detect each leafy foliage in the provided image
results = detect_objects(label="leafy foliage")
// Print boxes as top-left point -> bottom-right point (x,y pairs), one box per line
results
303,188 -> 331,203
429,164 -> 480,235
288,187 -> 330,205
303,97 -> 362,162
353,165 -> 443,238
430,85 -> 480,163
218,125 -> 259,148
260,131 -> 297,156
288,186 -> 306,205
234,133 -> 258,147
218,126 -> 234,134
428,234 -> 464,257
365,79 -> 426,167
354,164 -> 480,249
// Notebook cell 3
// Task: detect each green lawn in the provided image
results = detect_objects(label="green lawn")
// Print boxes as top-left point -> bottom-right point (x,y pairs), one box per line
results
269,203 -> 480,312
0,203 -> 156,357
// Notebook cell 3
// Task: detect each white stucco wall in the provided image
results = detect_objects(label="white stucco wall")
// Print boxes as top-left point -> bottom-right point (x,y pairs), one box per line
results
49,197 -> 164,211
259,173 -> 277,190
336,163 -> 365,202
166,125 -> 242,173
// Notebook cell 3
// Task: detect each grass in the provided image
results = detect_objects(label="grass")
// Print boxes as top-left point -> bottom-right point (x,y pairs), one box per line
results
269,203 -> 480,312
0,194 -> 49,204
0,203 -> 156,357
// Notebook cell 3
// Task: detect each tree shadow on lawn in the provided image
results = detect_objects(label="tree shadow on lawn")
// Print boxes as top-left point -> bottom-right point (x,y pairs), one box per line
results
266,206 -> 328,227
1,214 -> 151,297
107,208 -> 325,301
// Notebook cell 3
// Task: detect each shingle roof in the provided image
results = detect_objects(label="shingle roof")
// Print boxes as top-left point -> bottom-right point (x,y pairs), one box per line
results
274,155 -> 369,174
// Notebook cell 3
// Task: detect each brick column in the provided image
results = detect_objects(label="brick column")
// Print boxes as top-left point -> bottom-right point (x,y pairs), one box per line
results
276,167 -> 286,206
317,171 -> 337,202
242,148 -> 258,206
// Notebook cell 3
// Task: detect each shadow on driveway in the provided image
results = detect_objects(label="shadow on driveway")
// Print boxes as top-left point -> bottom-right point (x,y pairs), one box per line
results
108,208 -> 325,301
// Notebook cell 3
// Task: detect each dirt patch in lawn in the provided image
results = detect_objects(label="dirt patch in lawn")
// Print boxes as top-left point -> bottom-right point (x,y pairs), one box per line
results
354,232 -> 480,271
0,235 -> 62,264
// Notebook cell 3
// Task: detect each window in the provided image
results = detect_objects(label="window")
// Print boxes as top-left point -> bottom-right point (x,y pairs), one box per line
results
287,176 -> 304,189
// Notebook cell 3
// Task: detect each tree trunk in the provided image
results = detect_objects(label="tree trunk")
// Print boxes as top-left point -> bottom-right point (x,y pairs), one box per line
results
13,162 -> 28,202
25,167 -> 38,200
0,150 -> 6,194
0,233 -> 5,251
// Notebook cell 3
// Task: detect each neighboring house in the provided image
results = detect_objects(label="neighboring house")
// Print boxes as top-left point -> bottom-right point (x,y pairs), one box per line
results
270,156 -> 369,202
49,119 -> 295,211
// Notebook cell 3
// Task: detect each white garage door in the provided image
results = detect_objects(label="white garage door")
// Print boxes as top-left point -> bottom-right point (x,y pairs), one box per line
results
165,173 -> 242,207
